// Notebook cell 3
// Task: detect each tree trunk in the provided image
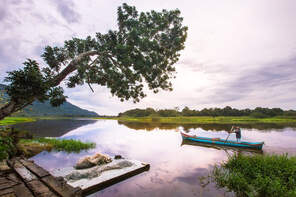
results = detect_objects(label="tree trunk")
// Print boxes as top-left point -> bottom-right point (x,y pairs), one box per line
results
0,101 -> 17,120
0,50 -> 99,121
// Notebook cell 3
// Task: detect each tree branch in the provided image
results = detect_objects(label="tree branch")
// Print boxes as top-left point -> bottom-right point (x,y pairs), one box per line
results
53,50 -> 100,86
0,51 -> 101,120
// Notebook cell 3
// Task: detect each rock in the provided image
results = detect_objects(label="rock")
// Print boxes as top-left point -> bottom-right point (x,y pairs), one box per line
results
114,155 -> 123,160
56,176 -> 65,182
74,153 -> 112,169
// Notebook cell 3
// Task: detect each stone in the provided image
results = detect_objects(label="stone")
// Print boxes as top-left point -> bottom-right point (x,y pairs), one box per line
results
114,155 -> 123,160
74,153 -> 112,169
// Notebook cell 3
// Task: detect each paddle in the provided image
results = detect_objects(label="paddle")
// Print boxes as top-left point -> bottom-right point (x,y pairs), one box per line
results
224,132 -> 231,143
224,126 -> 233,143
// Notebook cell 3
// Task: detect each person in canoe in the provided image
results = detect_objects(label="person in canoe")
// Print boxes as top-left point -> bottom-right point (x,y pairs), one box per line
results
229,126 -> 241,142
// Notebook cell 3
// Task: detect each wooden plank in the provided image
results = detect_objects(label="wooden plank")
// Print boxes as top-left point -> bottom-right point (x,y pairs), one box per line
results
27,180 -> 58,197
8,160 -> 37,183
0,182 -> 18,190
0,193 -> 15,197
0,187 -> 14,196
82,163 -> 150,196
0,178 -> 7,185
13,183 -> 34,197
19,159 -> 49,178
42,175 -> 81,197
5,174 -> 21,184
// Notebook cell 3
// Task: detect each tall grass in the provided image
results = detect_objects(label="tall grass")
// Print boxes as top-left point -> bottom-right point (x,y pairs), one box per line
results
0,117 -> 35,126
19,138 -> 96,153
212,154 -> 296,197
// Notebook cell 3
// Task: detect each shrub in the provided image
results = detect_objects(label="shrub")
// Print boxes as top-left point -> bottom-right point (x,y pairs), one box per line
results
0,136 -> 16,161
212,154 -> 296,197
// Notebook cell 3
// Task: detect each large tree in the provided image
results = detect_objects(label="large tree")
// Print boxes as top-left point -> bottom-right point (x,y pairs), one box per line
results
0,4 -> 187,120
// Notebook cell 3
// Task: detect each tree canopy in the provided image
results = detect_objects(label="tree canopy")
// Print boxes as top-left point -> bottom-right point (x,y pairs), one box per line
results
118,106 -> 290,118
0,3 -> 187,120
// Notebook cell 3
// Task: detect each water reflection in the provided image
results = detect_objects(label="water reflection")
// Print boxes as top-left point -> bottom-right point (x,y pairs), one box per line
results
13,119 -> 97,137
118,120 -> 296,132
181,139 -> 263,155
24,119 -> 296,197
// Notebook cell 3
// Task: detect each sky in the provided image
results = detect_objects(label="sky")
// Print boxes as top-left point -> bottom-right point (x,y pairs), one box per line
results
0,0 -> 295,115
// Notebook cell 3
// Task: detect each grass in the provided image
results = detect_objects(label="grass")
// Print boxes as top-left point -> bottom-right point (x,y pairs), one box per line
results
19,138 -> 96,153
0,127 -> 96,160
0,116 -> 96,126
97,116 -> 296,125
0,117 -> 36,126
212,154 -> 296,197
0,136 -> 17,161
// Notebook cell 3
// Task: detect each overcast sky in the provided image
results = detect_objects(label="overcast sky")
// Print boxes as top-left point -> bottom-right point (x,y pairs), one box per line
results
0,0 -> 295,115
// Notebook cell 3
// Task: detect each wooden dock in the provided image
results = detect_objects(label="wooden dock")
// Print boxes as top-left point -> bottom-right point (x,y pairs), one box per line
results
0,158 -> 150,197
0,158 -> 82,197
52,159 -> 150,196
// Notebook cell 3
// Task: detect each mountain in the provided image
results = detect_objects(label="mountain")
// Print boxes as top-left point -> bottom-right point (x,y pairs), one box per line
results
0,84 -> 98,117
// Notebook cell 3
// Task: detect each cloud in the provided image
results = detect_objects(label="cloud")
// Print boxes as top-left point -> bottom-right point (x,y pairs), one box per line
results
203,58 -> 296,107
52,0 -> 81,23
0,6 -> 7,21
0,0 -> 23,21
0,0 -> 296,114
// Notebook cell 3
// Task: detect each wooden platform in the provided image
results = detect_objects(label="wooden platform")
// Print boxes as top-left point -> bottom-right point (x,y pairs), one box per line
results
52,159 -> 150,196
0,158 -> 82,197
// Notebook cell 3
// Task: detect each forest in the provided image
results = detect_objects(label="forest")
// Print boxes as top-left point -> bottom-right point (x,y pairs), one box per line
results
118,106 -> 296,118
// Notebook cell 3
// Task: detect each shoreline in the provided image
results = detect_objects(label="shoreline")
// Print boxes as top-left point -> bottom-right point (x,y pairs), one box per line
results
1,116 -> 296,126
95,116 -> 296,125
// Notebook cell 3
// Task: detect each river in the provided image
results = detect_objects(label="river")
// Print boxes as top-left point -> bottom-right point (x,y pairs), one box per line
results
13,119 -> 296,197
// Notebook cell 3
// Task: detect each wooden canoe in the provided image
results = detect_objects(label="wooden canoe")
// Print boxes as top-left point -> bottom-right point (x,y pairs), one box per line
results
181,132 -> 264,150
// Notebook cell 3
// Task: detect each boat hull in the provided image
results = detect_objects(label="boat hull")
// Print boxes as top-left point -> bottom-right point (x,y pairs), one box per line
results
181,132 -> 264,150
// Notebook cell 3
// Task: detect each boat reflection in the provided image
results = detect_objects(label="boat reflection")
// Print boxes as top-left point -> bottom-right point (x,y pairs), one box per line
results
181,139 -> 263,155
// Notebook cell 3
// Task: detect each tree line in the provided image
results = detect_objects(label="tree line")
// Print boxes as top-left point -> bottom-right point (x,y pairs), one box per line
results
118,106 -> 296,118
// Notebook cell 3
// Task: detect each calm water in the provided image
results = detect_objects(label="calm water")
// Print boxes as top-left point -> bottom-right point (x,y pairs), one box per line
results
15,119 -> 296,197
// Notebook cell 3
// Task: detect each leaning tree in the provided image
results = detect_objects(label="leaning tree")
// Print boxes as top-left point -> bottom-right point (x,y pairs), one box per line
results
0,3 -> 187,120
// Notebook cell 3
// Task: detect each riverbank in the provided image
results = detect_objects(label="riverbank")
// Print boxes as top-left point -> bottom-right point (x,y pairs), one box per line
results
0,117 -> 36,126
97,116 -> 296,124
18,138 -> 95,157
0,116 -> 88,126
0,128 -> 95,160
4,116 -> 296,126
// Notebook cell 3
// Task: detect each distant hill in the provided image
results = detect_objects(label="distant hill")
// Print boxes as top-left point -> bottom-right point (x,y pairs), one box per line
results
0,84 -> 98,117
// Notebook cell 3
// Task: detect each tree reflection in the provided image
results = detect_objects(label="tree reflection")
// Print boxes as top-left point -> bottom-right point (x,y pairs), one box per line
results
118,120 -> 296,132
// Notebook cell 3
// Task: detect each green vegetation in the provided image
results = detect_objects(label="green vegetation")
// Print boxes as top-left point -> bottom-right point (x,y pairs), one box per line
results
0,117 -> 35,126
212,154 -> 296,197
19,138 -> 96,153
0,3 -> 187,120
112,116 -> 296,124
119,106 -> 296,118
0,135 -> 17,161
114,107 -> 296,124
0,127 -> 33,160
